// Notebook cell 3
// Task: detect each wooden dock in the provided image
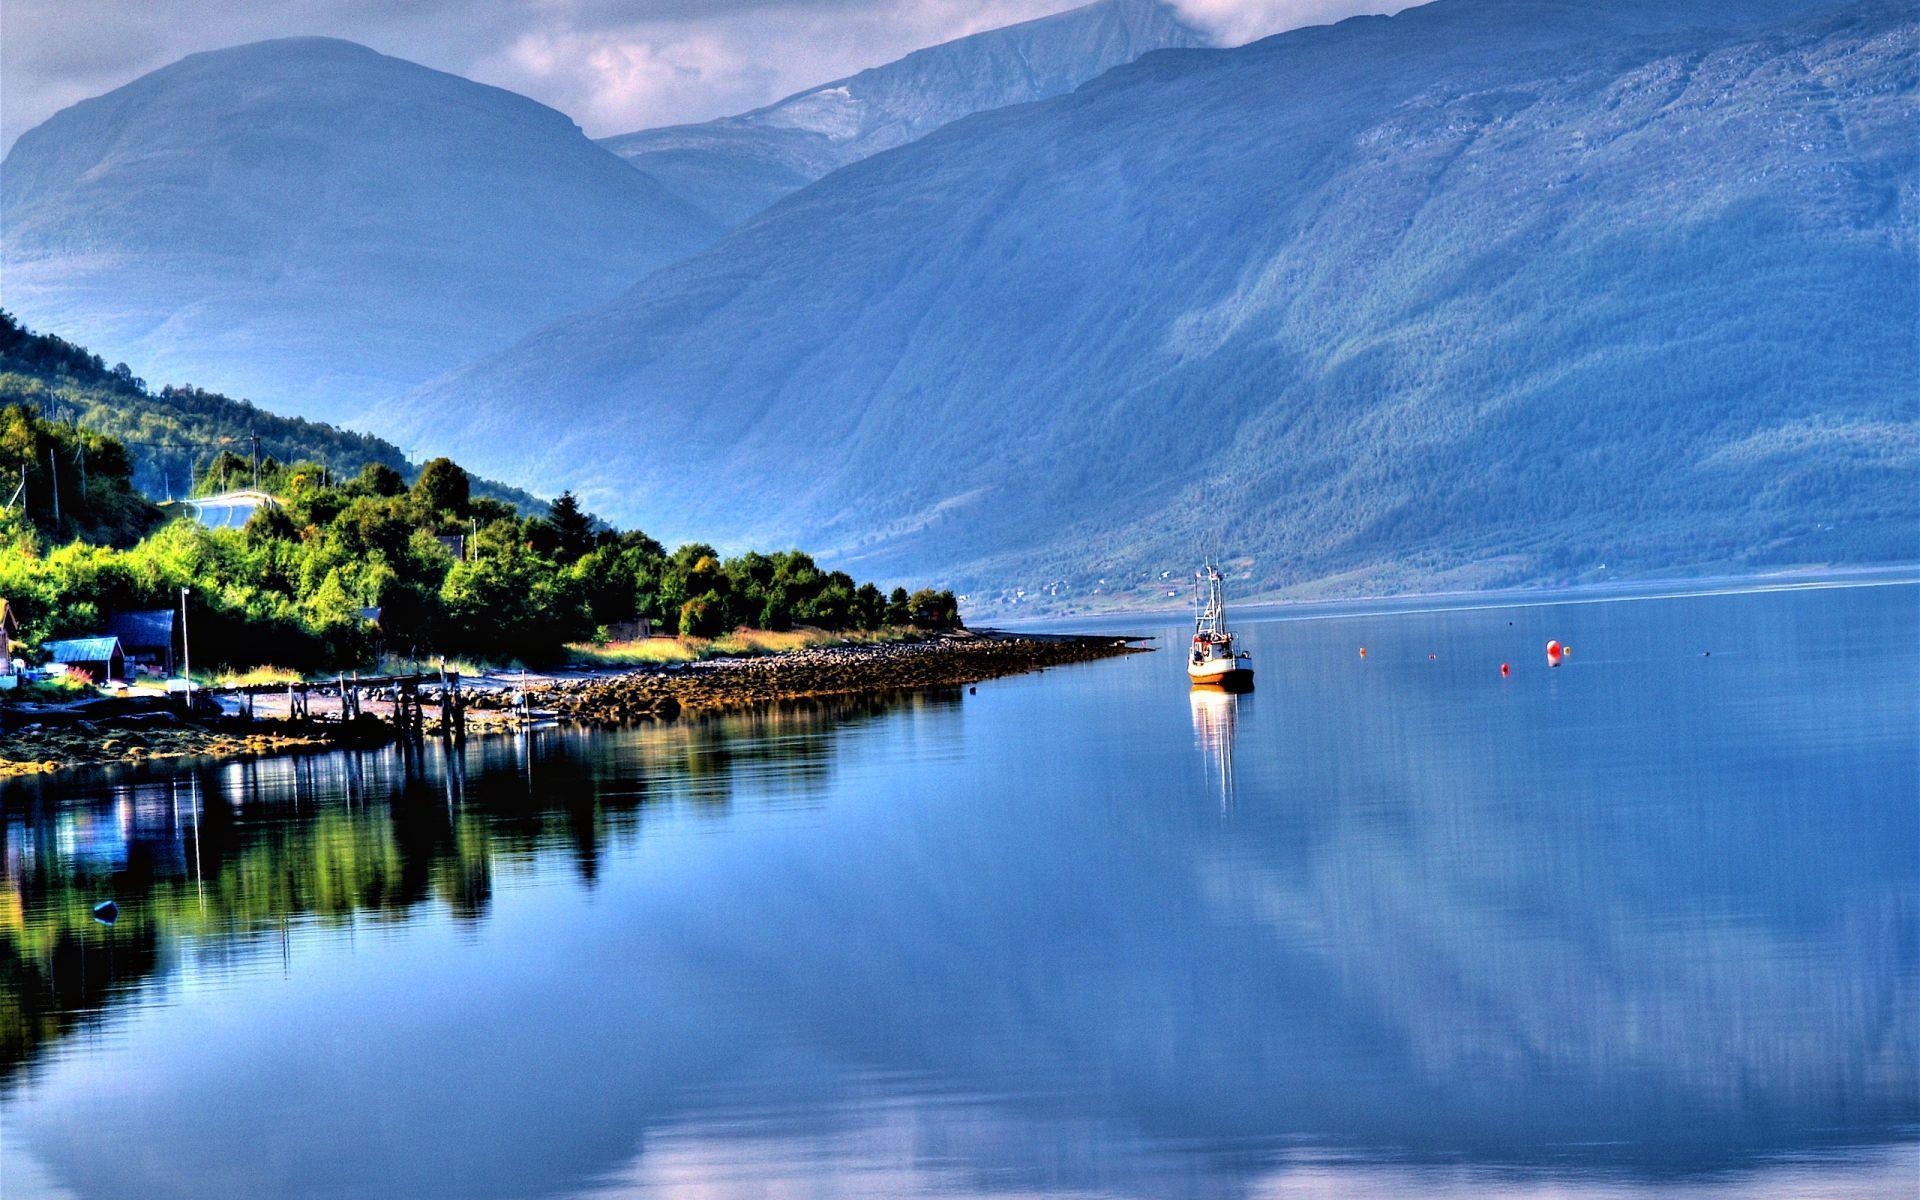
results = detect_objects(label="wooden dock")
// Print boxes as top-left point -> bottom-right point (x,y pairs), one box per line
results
208,670 -> 472,740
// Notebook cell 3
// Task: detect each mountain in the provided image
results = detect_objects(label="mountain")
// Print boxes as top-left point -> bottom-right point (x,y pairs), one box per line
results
393,0 -> 1918,607
0,38 -> 720,426
0,312 -> 541,512
599,0 -> 1207,228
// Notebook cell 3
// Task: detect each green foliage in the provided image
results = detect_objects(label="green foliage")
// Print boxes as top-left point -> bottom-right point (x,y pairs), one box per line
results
410,457 -> 470,523
0,403 -> 159,548
0,310 -> 540,511
0,318 -> 961,670
0,438 -> 960,672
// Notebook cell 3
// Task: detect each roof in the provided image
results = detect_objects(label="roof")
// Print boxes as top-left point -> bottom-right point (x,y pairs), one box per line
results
107,610 -> 175,649
45,636 -> 124,663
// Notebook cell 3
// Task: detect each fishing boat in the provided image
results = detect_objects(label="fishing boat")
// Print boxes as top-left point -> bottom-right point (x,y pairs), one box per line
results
1188,565 -> 1253,691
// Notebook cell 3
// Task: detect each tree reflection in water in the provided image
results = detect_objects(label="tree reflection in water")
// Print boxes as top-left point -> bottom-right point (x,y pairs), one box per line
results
0,689 -> 960,1083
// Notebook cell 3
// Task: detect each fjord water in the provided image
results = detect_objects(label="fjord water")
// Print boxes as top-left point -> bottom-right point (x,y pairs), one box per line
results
3,583 -> 1915,1199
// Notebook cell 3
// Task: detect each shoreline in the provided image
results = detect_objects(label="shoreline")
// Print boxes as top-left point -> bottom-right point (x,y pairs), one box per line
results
994,563 -> 1920,629
0,631 -> 1149,779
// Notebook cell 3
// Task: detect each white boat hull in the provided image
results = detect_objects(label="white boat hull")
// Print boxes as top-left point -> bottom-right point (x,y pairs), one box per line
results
1188,656 -> 1254,691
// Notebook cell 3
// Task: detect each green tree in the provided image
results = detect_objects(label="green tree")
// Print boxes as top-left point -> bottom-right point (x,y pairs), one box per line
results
410,457 -> 470,522
547,491 -> 596,564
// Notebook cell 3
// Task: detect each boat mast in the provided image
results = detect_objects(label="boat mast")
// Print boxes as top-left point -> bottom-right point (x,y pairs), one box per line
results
1195,564 -> 1226,641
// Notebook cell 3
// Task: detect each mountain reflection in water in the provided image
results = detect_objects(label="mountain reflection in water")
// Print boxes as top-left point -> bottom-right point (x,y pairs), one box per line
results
1,583 -> 1915,1200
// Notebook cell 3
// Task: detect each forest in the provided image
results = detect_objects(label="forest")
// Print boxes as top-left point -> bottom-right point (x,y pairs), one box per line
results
0,316 -> 959,672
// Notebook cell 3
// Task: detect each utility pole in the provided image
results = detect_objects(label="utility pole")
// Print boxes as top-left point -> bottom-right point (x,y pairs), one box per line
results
180,587 -> 193,707
251,433 -> 261,489
46,446 -> 59,528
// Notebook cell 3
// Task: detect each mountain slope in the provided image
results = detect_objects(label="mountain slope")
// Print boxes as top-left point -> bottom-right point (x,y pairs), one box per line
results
0,312 -> 541,511
599,0 -> 1207,228
0,38 -> 720,425
400,0 -> 1917,605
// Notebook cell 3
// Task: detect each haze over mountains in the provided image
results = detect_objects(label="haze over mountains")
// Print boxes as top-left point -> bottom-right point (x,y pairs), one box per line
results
395,0 -> 1917,603
600,0 -> 1207,228
0,37 -> 721,424
0,5 -> 1201,431
2,0 -> 1912,605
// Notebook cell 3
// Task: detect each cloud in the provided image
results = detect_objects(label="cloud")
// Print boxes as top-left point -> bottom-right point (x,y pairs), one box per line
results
0,0 -> 1070,151
1167,0 -> 1423,46
0,0 -> 1430,152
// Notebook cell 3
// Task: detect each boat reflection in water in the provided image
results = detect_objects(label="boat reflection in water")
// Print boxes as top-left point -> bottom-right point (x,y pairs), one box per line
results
1190,687 -> 1243,812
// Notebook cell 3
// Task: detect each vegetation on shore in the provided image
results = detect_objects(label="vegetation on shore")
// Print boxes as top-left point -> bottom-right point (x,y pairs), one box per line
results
0,317 -> 962,676
0,311 -> 539,514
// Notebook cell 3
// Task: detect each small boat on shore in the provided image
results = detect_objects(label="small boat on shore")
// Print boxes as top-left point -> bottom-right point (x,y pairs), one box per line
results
1188,565 -> 1253,691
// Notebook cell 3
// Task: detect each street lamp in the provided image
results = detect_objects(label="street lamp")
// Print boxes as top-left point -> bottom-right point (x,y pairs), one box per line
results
179,586 -> 192,708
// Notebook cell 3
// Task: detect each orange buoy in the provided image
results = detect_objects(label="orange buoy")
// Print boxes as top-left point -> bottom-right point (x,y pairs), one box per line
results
1500,662 -> 1511,678
1546,640 -> 1564,667
1359,647 -> 1367,659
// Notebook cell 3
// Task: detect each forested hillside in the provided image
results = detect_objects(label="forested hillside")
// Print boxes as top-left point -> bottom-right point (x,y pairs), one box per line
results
397,0 -> 1918,607
0,312 -> 539,511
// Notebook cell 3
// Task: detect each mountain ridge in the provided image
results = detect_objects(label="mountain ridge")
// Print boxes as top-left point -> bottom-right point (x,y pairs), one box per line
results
0,36 -> 720,425
598,0 -> 1208,227
392,0 -> 1917,606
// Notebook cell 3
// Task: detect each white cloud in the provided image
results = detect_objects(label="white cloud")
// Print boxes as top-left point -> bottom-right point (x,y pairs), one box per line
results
1167,0 -> 1424,46
0,0 -> 1432,151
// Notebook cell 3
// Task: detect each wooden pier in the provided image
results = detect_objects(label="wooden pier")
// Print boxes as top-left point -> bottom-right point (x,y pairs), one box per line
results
208,670 -> 469,741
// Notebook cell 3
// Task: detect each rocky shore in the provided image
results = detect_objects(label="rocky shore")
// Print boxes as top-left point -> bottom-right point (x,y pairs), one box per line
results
0,717 -> 337,777
476,631 -> 1148,725
0,632 -> 1147,777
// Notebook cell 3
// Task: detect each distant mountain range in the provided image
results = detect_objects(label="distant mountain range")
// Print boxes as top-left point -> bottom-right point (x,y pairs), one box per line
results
0,7 -> 1199,431
391,0 -> 1917,606
4,0 -> 1913,606
600,0 -> 1207,228
0,37 -> 720,425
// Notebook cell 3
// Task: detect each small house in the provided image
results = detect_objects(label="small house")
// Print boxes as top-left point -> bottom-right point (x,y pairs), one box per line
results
0,600 -> 22,680
44,636 -> 126,683
436,534 -> 469,562
107,609 -> 178,676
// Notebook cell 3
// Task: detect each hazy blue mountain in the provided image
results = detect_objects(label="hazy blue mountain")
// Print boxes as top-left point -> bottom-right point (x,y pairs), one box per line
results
395,0 -> 1917,605
599,0 -> 1207,228
0,38 -> 720,425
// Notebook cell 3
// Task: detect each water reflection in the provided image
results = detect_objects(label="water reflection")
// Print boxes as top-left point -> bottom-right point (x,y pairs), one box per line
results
1,586 -> 1915,1199
1190,689 -> 1242,812
0,690 -> 961,1085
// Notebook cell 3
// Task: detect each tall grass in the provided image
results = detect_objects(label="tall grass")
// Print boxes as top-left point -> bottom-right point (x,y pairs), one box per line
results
570,627 -> 913,667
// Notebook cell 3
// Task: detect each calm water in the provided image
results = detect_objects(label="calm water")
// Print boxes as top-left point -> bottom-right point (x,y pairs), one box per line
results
2,583 -> 1915,1199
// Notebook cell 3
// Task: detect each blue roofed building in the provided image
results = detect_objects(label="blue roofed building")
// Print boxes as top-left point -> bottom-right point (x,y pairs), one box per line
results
106,610 -> 177,676
43,636 -> 126,682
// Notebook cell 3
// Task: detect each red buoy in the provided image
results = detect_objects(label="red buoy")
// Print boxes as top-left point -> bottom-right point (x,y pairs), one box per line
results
1546,640 -> 1564,667
1359,647 -> 1367,659
1500,662 -> 1511,678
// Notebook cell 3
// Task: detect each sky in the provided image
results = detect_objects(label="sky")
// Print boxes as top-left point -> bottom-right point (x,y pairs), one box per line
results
1,0 -> 1413,152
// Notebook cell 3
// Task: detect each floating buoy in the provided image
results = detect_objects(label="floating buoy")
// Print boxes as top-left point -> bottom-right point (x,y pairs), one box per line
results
1546,640 -> 1564,667
1500,662 -> 1511,678
1359,647 -> 1367,659
1428,653 -> 1437,661
92,900 -> 118,925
